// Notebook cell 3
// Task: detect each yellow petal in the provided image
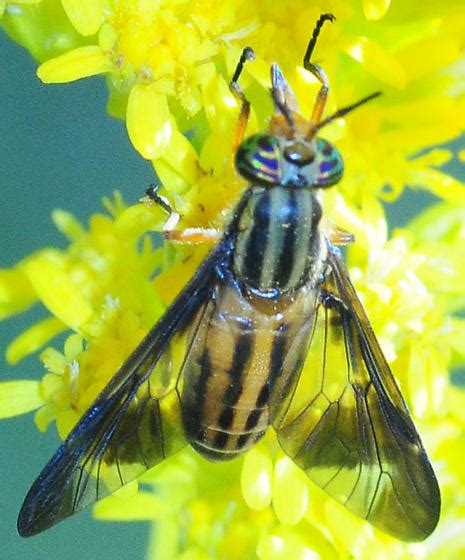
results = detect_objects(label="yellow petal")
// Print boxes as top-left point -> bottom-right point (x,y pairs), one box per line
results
257,534 -> 320,560
272,456 -> 308,526
199,131 -> 233,177
408,167 -> 465,204
153,158 -> 190,195
202,74 -> 237,134
396,35 -> 460,82
64,333 -> 84,359
114,203 -> 164,241
98,22 -> 119,51
37,46 -> 111,83
152,248 -> 208,304
51,209 -> 85,241
323,499 -> 376,556
241,446 -> 273,511
412,149 -> 452,168
94,490 -> 169,520
6,317 -> 65,364
362,0 -> 391,20
340,35 -> 406,89
155,130 -> 200,190
0,380 -> 44,418
56,408 -> 79,439
34,403 -> 58,432
0,267 -> 36,320
126,85 -> 172,159
41,347 -> 67,374
23,252 -> 94,331
61,0 -> 103,36
40,373 -> 63,401
408,202 -> 465,243
101,190 -> 126,217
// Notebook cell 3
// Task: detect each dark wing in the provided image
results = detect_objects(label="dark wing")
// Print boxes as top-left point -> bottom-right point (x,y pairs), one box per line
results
273,244 -> 440,542
18,239 -> 231,537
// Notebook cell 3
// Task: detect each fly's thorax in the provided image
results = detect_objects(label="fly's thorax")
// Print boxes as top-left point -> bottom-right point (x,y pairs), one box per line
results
232,186 -> 324,294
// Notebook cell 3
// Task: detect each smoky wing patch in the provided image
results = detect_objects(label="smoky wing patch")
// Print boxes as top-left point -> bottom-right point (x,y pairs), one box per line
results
17,239 -> 231,537
273,246 -> 440,542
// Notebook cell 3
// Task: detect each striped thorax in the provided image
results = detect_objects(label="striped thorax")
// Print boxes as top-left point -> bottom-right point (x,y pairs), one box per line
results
233,186 -> 323,294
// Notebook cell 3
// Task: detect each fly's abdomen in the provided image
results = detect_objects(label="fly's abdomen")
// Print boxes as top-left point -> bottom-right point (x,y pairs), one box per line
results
233,186 -> 322,294
181,280 -> 317,461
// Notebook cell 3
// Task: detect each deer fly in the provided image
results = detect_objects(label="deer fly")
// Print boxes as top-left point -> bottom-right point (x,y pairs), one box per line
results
18,13 -> 440,541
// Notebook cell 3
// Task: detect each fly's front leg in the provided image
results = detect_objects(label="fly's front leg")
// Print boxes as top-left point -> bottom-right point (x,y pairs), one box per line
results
147,48 -> 257,245
143,185 -> 222,244
303,13 -> 335,125
230,47 -> 256,151
163,225 -> 222,244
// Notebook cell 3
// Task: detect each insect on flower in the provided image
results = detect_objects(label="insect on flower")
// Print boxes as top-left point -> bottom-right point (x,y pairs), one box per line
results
18,13 -> 440,541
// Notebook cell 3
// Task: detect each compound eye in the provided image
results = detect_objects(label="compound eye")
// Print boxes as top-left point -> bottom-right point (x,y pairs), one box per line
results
235,134 -> 282,185
283,141 -> 315,167
314,138 -> 344,187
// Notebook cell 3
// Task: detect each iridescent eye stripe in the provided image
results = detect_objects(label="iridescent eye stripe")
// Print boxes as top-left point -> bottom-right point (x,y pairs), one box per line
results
253,148 -> 280,183
315,138 -> 343,186
235,134 -> 282,184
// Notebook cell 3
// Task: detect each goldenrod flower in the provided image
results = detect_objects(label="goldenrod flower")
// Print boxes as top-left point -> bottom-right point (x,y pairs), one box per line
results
1,1 -> 465,558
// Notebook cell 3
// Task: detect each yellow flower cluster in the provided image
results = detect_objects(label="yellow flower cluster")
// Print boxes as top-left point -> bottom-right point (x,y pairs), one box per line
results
2,0 -> 465,558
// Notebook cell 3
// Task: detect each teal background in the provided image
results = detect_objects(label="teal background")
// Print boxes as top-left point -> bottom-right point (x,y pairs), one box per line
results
0,26 -> 461,560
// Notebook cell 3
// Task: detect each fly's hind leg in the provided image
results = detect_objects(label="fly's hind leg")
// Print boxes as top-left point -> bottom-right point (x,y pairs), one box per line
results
143,185 -> 222,244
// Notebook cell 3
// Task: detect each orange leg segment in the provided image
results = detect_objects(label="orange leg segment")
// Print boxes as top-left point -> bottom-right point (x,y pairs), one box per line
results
328,227 -> 355,246
143,185 -> 222,245
230,47 -> 256,151
303,13 -> 335,125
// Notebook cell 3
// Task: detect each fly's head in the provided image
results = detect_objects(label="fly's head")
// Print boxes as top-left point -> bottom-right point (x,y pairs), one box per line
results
234,48 -> 380,190
235,132 -> 343,189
